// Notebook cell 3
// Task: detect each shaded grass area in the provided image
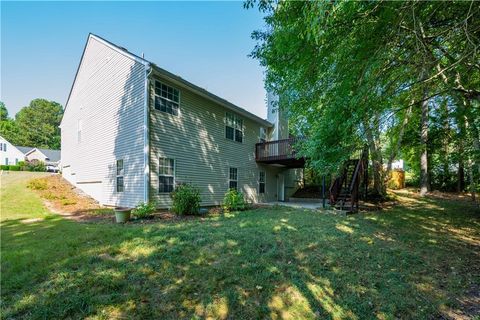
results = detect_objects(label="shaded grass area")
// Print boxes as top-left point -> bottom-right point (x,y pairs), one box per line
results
1,173 -> 479,319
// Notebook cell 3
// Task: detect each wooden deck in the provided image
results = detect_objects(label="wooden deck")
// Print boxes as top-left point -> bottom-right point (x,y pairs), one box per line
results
255,138 -> 305,168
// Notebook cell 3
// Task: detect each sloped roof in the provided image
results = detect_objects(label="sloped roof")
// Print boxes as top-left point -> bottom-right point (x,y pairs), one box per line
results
37,148 -> 61,162
63,33 -> 272,127
25,148 -> 61,162
15,146 -> 35,154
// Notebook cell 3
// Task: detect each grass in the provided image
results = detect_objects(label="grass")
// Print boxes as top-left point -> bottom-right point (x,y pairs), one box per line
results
1,172 -> 479,319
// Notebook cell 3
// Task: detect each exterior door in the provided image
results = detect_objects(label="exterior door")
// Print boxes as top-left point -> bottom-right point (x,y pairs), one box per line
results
277,173 -> 285,201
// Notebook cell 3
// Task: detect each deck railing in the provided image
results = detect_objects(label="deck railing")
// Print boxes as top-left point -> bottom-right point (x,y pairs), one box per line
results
255,137 -> 301,162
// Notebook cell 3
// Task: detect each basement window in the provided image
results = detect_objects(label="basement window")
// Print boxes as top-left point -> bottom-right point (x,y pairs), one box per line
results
229,167 -> 238,190
159,157 -> 175,193
116,159 -> 124,192
155,81 -> 179,116
259,171 -> 265,194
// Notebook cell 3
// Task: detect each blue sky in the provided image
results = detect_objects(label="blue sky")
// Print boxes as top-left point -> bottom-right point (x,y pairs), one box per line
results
1,1 -> 268,118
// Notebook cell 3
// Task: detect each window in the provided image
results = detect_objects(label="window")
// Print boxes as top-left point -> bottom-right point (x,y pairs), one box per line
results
159,158 -> 175,193
260,127 -> 267,142
0,143 -> 2,151
4,143 -> 6,151
226,112 -> 243,143
77,120 -> 82,143
15,158 -> 18,165
155,81 -> 179,116
5,158 -> 8,165
259,171 -> 266,194
116,159 -> 124,192
229,167 -> 238,190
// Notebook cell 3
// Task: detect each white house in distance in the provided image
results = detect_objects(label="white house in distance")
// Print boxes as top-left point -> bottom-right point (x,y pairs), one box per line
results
61,34 -> 304,208
25,148 -> 61,167
0,136 -> 26,165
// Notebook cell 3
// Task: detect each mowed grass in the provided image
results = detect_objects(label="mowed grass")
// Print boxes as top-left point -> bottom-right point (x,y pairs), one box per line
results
1,172 -> 479,319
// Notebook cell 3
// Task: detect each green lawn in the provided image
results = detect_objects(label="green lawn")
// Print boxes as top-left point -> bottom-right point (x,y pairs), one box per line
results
1,172 -> 479,319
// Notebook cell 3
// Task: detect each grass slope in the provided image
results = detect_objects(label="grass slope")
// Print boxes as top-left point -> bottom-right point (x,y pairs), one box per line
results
1,172 -> 479,319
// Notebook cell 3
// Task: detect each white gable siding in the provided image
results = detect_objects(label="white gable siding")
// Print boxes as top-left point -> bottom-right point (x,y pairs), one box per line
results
0,136 -> 25,165
61,36 -> 147,208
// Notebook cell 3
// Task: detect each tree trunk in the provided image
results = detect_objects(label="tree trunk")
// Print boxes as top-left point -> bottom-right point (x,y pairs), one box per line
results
387,104 -> 413,172
419,91 -> 430,196
457,146 -> 465,192
365,122 -> 386,197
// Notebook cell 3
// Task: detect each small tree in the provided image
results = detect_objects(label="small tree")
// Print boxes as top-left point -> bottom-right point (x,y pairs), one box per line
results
223,189 -> 246,212
171,183 -> 201,215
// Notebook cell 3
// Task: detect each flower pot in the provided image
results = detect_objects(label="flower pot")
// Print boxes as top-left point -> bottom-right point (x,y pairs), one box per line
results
115,208 -> 131,223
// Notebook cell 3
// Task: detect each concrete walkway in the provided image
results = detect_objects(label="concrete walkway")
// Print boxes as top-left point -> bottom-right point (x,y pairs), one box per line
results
262,201 -> 327,210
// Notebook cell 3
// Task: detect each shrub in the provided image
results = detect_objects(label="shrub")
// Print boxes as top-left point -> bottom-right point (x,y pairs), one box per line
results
132,202 -> 156,219
0,165 -> 9,170
223,189 -> 246,212
8,165 -> 21,171
27,178 -> 48,190
25,160 -> 46,172
171,183 -> 201,215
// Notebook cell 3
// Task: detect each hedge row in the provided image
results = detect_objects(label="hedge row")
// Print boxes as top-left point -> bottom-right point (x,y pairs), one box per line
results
1,165 -> 42,172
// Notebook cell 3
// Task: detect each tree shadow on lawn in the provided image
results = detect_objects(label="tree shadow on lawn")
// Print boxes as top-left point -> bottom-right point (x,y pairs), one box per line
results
1,193 -> 479,319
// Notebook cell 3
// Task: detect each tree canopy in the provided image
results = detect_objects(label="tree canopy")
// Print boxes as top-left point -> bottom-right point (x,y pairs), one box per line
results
247,0 -> 479,198
0,99 -> 64,149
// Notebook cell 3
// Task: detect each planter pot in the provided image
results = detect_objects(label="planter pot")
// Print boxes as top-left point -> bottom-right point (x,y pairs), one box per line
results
115,208 -> 131,223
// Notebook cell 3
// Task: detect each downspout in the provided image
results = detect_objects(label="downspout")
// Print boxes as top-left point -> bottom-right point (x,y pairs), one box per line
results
144,64 -> 152,204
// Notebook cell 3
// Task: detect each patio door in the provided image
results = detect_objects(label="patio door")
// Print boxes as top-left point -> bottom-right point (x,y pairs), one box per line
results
277,173 -> 285,201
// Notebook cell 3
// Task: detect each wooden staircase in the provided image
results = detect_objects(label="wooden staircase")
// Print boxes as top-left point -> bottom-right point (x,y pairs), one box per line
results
329,147 -> 369,212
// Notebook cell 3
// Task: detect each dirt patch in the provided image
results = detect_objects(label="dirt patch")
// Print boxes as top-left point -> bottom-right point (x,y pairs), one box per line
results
28,175 -> 113,222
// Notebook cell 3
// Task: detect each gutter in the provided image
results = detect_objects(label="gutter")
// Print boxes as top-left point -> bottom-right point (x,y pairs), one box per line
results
144,64 -> 152,204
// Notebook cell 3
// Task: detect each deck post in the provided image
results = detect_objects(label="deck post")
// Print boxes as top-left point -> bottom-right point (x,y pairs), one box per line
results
322,175 -> 326,208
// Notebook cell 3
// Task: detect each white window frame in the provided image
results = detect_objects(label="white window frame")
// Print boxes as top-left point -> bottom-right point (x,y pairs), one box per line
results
116,159 -> 124,192
260,127 -> 267,142
159,157 -> 175,193
154,81 -> 180,116
225,112 -> 244,143
259,171 -> 266,194
229,167 -> 238,190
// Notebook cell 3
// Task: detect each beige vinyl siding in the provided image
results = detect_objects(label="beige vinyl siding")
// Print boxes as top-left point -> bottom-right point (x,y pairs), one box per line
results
61,35 -> 147,207
149,73 -> 285,207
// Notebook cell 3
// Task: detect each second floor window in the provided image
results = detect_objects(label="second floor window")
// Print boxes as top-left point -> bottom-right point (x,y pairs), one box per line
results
226,112 -> 243,143
159,157 -> 175,193
260,127 -> 267,142
229,167 -> 238,190
155,81 -> 179,116
77,120 -> 82,143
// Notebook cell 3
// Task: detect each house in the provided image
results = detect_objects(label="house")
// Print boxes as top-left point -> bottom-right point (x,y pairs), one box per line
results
25,148 -> 61,167
61,34 -> 304,208
0,136 -> 26,165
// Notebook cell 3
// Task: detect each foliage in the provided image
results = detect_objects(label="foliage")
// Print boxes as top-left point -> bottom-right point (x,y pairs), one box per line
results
132,202 -> 156,219
170,183 -> 201,215
25,160 -> 46,172
0,165 -> 9,171
7,165 -> 21,171
0,99 -> 63,149
1,172 -> 479,318
0,101 -> 8,121
223,189 -> 246,212
27,178 -> 48,190
247,0 -> 479,198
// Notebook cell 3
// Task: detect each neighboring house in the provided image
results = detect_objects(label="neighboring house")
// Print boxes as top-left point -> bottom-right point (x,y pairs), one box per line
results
61,34 -> 304,208
0,136 -> 26,165
25,148 -> 61,167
